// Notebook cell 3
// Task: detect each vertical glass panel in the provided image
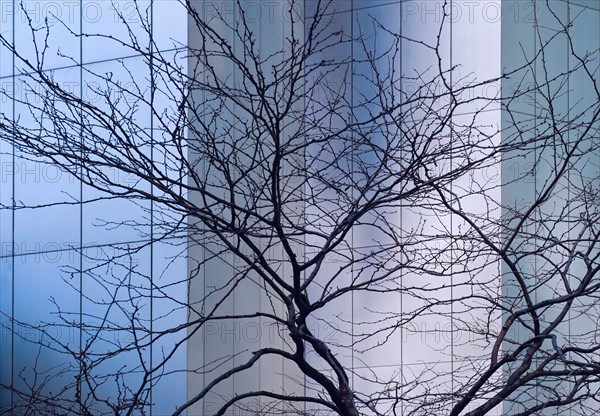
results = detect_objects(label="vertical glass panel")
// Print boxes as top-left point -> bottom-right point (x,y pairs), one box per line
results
150,238 -> 187,414
353,365 -> 400,414
0,256 -> 12,412
0,7 -> 13,407
348,5 -> 405,374
565,4 -> 600,413
11,69 -> 81,249
569,2 -> 600,115
399,362 -> 454,414
0,0 -> 15,78
447,111 -> 501,363
302,0 -> 356,402
152,0 -> 187,52
401,0 -> 450,66
305,249 -> 355,370
81,242 -> 151,413
81,57 -> 151,246
12,251 -> 80,413
351,1 -> 403,249
82,0 -> 151,63
452,1 -> 501,115
150,47 -> 187,246
500,0 -> 538,345
10,0 -> 80,71
0,57 -> 14,254
401,0 -> 452,121
188,1 -> 247,412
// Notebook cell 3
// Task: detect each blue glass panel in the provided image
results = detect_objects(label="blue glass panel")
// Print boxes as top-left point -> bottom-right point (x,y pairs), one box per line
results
80,242 -> 151,413
11,0 -> 81,72
12,250 -> 80,413
150,238 -> 188,414
80,57 -> 152,246
82,0 -> 151,63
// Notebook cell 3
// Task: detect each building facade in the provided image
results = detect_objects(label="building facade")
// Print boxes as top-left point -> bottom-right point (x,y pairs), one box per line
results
0,1 -> 599,415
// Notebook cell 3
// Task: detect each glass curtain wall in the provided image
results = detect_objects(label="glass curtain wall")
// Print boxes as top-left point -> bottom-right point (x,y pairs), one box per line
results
0,1 -> 188,414
185,1 -> 502,414
501,1 -> 600,414
7,0 -> 599,415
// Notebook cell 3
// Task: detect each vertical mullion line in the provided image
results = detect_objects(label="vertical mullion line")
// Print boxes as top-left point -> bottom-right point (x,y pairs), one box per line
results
449,0 -> 454,405
568,0 -> 572,416
533,3 -> 538,407
257,0 -> 262,402
149,1 -> 155,414
10,0 -> 15,409
78,0 -> 84,411
231,1 -> 236,402
350,0 -> 355,390
597,9 -> 600,414
200,2 -> 206,401
398,1 -> 403,412
302,1 -> 307,409
279,5 -> 284,408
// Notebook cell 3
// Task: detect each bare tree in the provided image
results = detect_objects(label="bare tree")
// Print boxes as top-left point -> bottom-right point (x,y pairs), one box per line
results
0,0 -> 599,415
